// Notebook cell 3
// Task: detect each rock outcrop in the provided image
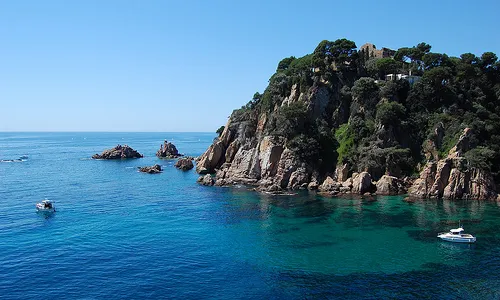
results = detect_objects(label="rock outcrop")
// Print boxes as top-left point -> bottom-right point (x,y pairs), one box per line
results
197,174 -> 215,186
156,140 -> 183,158
318,176 -> 340,192
175,158 -> 194,171
92,145 -> 143,159
376,175 -> 406,195
138,164 -> 162,174
408,128 -> 497,200
351,172 -> 373,194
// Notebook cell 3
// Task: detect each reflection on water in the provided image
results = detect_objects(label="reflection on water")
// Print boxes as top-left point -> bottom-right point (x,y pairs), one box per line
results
36,211 -> 56,220
214,189 -> 499,276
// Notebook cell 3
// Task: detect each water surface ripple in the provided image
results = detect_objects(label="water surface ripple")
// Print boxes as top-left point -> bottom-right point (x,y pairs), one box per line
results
1,132 -> 500,299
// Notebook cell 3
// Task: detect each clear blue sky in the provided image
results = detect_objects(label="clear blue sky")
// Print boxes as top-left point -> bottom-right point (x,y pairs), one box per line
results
1,0 -> 499,132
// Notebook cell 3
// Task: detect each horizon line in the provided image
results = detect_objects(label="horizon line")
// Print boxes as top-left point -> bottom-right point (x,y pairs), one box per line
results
0,131 -> 215,133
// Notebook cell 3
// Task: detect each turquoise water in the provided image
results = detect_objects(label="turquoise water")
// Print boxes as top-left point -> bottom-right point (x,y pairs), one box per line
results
1,132 -> 500,299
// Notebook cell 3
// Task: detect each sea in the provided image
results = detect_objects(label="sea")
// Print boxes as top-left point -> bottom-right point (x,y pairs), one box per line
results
1,132 -> 500,299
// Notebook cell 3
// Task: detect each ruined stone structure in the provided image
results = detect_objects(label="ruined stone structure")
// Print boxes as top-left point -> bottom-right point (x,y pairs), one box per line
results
360,43 -> 395,59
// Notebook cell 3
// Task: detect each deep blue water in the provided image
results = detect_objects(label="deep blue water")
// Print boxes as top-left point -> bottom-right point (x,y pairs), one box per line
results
1,132 -> 500,299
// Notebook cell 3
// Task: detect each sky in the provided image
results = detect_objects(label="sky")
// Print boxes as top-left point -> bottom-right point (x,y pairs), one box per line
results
1,0 -> 499,132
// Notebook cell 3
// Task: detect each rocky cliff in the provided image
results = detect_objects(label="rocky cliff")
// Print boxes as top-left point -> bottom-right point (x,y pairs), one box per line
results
408,128 -> 497,200
196,39 -> 500,200
196,77 -> 408,196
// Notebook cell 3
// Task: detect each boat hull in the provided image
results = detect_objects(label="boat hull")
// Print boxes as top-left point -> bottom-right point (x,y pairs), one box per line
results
36,204 -> 55,213
437,236 -> 476,243
36,208 -> 55,213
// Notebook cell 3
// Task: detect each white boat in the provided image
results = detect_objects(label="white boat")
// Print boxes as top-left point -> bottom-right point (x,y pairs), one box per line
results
437,226 -> 476,243
36,199 -> 55,213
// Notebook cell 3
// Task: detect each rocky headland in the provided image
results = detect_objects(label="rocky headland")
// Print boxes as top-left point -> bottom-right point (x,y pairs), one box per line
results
92,145 -> 143,159
195,38 -> 500,200
156,140 -> 183,158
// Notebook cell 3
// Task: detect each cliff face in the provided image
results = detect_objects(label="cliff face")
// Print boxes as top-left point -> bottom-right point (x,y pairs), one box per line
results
197,83 -> 332,190
196,77 -> 407,196
408,128 -> 497,200
196,39 -> 500,200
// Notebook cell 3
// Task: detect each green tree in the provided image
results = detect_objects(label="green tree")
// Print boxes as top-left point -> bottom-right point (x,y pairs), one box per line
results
460,53 -> 479,65
313,38 -> 358,71
351,77 -> 380,115
216,126 -> 225,137
422,53 -> 451,70
277,56 -> 296,71
376,102 -> 406,126
376,58 -> 399,78
480,52 -> 498,69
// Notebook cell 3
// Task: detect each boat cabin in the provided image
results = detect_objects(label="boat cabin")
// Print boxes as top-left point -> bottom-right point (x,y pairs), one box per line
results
41,200 -> 53,209
449,228 -> 464,235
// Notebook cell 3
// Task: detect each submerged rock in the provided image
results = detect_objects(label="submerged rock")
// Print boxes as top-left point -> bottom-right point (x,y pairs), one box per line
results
92,145 -> 143,159
138,164 -> 162,174
156,140 -> 183,158
174,158 -> 194,171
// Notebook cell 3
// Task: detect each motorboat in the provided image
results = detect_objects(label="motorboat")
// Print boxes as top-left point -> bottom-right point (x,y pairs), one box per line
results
36,199 -> 55,213
437,226 -> 476,243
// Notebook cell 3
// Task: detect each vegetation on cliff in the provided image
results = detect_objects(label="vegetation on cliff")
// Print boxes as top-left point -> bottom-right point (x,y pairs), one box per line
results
204,38 -> 500,197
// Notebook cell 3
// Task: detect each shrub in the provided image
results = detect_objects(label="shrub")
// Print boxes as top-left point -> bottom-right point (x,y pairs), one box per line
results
216,126 -> 225,137
376,102 -> 406,126
464,146 -> 496,171
335,123 -> 355,164
287,134 -> 320,163
273,102 -> 309,138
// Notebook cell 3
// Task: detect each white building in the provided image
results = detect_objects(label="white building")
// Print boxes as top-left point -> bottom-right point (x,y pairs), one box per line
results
385,73 -> 421,85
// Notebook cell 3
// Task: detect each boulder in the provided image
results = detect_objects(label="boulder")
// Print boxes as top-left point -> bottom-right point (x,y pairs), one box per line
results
156,140 -> 183,158
214,178 -> 226,186
138,164 -> 162,174
174,158 -> 194,171
376,175 -> 404,195
92,144 -> 143,159
318,176 -> 340,192
351,172 -> 373,194
334,163 -> 349,182
307,181 -> 319,190
342,177 -> 353,189
197,174 -> 215,186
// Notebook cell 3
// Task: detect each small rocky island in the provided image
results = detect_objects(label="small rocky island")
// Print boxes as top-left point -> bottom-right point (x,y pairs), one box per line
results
174,158 -> 194,171
156,140 -> 183,158
92,145 -> 143,159
138,164 -> 162,174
